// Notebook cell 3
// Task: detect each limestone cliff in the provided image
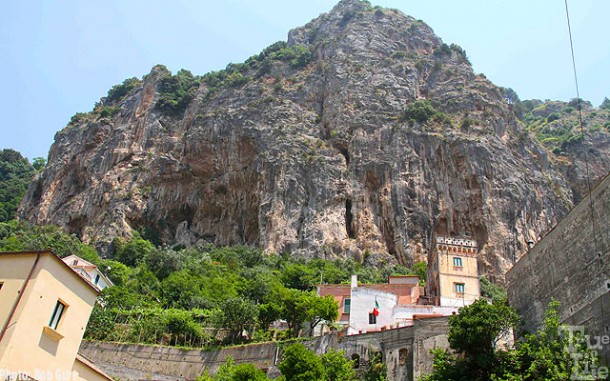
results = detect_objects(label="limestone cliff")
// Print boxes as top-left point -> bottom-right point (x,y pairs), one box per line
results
18,0 -> 610,276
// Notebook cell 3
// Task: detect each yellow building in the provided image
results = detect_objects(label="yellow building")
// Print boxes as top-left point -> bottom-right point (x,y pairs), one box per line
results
427,236 -> 480,307
0,251 -> 113,381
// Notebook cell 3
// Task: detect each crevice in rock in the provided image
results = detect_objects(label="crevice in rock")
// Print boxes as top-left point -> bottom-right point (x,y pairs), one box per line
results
334,142 -> 350,165
345,198 -> 355,239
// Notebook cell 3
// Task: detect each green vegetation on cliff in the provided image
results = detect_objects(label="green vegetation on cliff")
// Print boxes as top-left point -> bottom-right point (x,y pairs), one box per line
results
0,149 -> 44,222
508,94 -> 610,156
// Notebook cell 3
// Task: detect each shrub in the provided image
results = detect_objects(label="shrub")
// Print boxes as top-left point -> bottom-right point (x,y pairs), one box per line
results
279,343 -> 325,381
156,69 -> 201,116
546,112 -> 561,123
403,100 -> 446,124
99,106 -> 120,118
106,77 -> 141,103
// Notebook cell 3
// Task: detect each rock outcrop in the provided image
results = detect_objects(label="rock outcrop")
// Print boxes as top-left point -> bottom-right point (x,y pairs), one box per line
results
18,0 -> 610,276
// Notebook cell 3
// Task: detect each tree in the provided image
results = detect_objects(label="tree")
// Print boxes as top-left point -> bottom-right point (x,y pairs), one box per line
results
502,87 -> 521,105
0,220 -> 99,260
197,357 -> 269,381
320,348 -> 356,381
232,364 -> 269,381
403,100 -> 443,124
163,309 -> 204,346
278,343 -> 324,381
258,302 -> 281,332
362,352 -> 387,381
307,294 -> 339,336
212,297 -> 258,344
161,270 -> 205,309
144,247 -> 182,280
31,157 -> 46,172
446,299 -> 521,380
84,304 -> 115,340
113,235 -> 154,266
511,301 -> 599,381
277,288 -> 312,337
0,149 -> 35,222
420,300 -> 600,381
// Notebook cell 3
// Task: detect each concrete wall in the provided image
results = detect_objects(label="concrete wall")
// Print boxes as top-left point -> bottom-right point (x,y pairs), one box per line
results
80,317 -> 450,381
507,173 -> 610,365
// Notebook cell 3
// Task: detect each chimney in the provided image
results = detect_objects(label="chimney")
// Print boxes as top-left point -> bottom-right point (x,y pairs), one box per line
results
351,275 -> 358,289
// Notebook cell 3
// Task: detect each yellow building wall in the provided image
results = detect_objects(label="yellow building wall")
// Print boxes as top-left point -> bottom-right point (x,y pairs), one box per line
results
72,358 -> 112,381
0,253 -> 98,378
0,255 -> 35,330
436,248 -> 480,305
439,273 -> 480,301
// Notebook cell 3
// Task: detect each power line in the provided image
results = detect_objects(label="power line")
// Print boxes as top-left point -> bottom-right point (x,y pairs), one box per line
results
564,0 -> 600,257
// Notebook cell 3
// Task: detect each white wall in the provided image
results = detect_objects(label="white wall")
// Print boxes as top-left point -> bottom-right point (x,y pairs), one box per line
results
348,288 -> 397,335
440,297 -> 476,308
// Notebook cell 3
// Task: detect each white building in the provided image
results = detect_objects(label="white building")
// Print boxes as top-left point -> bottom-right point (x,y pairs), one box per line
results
62,255 -> 114,292
319,275 -> 460,335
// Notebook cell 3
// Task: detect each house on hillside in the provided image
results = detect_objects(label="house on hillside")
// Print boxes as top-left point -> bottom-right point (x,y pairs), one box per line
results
318,236 -> 480,335
0,251 -> 113,381
62,254 -> 114,292
318,275 -> 461,335
427,236 -> 480,307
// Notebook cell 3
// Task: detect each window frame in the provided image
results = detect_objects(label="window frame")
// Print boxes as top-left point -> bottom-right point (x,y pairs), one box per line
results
455,283 -> 465,295
49,300 -> 67,330
343,298 -> 351,314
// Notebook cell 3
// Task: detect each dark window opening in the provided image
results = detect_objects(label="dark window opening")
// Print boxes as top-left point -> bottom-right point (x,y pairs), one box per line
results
369,313 -> 377,325
345,199 -> 355,239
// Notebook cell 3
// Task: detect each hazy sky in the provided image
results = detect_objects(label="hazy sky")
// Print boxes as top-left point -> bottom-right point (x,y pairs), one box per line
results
1,0 -> 608,160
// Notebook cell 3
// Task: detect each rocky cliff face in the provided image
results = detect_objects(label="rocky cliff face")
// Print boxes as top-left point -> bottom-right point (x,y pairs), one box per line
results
19,0 -> 610,276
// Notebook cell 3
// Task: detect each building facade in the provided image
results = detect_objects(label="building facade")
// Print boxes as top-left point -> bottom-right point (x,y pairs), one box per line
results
427,236 -> 480,307
0,251 -> 112,381
318,275 -> 459,335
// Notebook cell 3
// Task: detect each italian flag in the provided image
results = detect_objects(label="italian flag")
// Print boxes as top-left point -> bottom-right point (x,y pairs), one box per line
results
372,299 -> 380,316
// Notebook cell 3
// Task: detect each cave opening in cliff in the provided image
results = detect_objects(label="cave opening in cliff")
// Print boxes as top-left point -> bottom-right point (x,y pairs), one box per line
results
333,142 -> 350,165
346,198 -> 355,239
